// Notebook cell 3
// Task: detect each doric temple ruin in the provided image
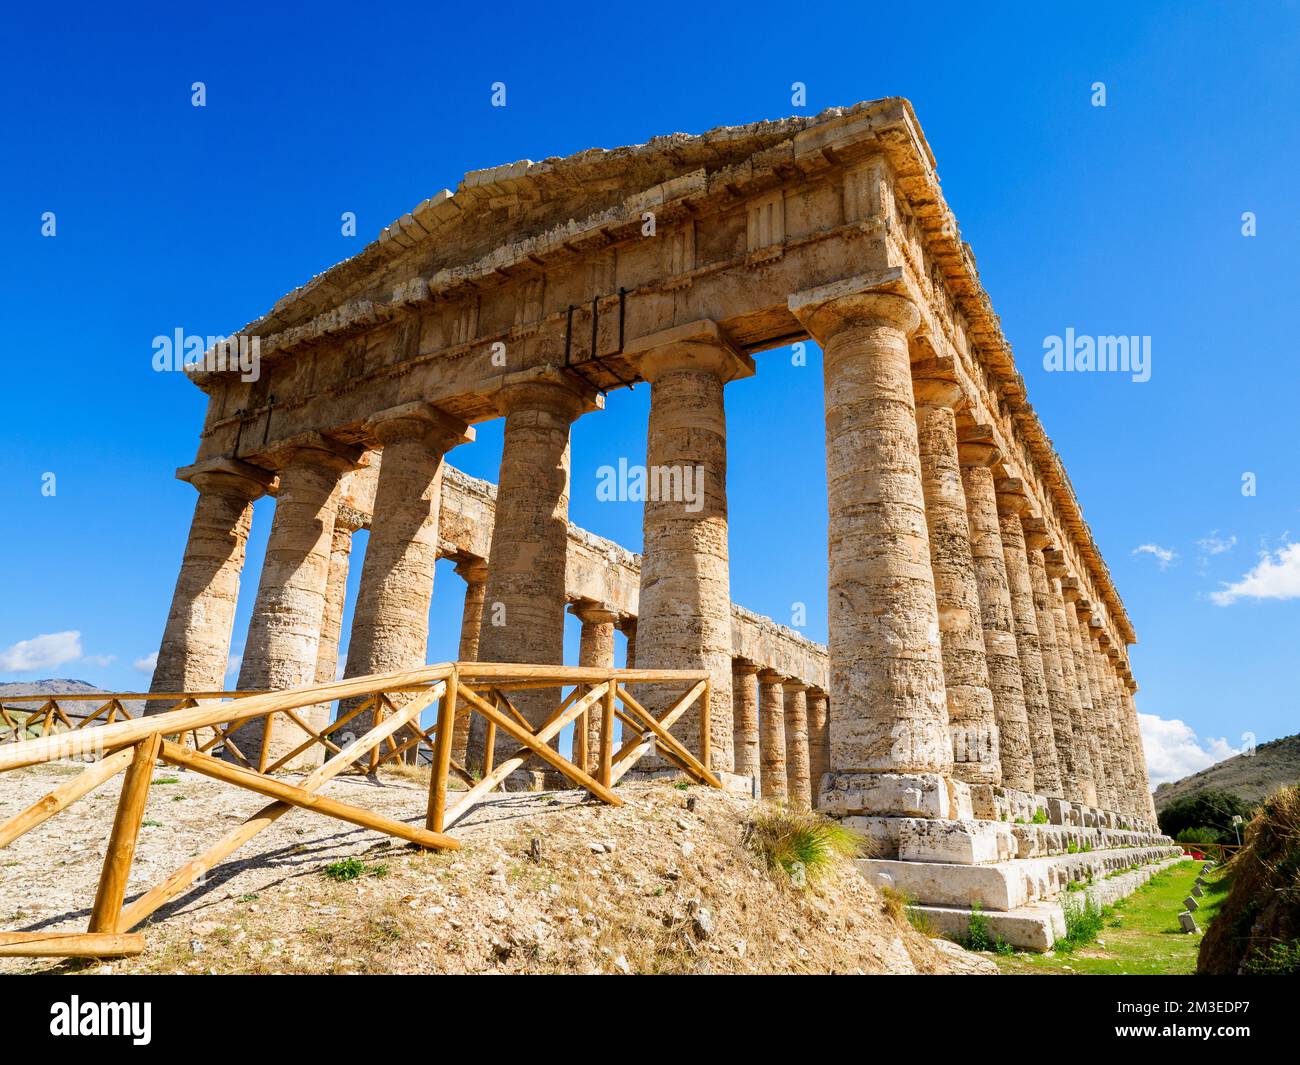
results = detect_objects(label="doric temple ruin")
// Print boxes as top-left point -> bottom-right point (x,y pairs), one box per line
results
147,98 -> 1175,949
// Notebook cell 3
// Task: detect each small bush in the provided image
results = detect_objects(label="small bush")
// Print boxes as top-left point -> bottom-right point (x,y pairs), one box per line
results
1241,940 -> 1300,976
964,902 -> 992,951
1031,809 -> 1049,825
1056,895 -> 1105,953
750,807 -> 863,885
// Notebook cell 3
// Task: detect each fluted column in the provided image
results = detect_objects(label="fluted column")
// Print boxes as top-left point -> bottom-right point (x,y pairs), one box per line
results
1102,642 -> 1139,816
1023,519 -> 1080,803
958,427 -> 1031,793
1043,551 -> 1097,806
1079,607 -> 1119,812
468,375 -> 594,775
1092,626 -> 1129,815
618,619 -> 637,668
788,287 -> 951,798
146,458 -> 272,716
626,321 -> 749,774
314,514 -> 358,687
1123,674 -> 1157,821
342,404 -> 472,736
758,670 -> 787,803
783,681 -> 811,810
807,689 -> 830,807
233,435 -> 360,765
913,363 -> 999,785
995,479 -> 1061,798
455,558 -> 489,662
732,661 -> 761,784
572,601 -> 618,774
1063,582 -> 1111,811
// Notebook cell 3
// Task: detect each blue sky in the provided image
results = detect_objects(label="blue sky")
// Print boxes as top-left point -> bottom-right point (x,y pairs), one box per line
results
1,1 -> 1296,785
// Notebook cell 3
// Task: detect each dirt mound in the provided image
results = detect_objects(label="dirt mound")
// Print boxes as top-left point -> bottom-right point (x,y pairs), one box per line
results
1198,786 -> 1300,975
0,765 -> 994,975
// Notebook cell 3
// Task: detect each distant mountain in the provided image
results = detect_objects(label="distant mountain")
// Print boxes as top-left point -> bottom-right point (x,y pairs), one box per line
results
0,679 -> 145,721
1154,733 -> 1300,811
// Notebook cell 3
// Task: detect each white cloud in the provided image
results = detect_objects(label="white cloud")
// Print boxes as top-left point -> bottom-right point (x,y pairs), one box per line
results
1211,542 -> 1300,605
132,652 -> 159,674
1132,543 -> 1177,569
0,631 -> 83,672
225,652 -> 242,681
81,654 -> 117,668
1139,712 -> 1239,787
1196,532 -> 1236,556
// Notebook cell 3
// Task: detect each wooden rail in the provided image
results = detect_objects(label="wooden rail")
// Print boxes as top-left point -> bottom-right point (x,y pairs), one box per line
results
0,663 -> 713,960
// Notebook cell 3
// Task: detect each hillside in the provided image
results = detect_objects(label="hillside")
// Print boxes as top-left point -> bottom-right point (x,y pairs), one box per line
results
0,679 -> 145,724
1154,733 -> 1300,811
0,768 -> 994,976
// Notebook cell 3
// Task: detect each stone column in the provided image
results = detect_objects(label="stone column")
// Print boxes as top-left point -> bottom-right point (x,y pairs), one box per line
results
468,374 -> 594,775
913,362 -> 999,786
618,619 -> 637,669
1123,675 -> 1157,822
233,434 -> 360,766
995,479 -> 1061,798
454,557 -> 489,662
807,689 -> 830,808
783,681 -> 811,810
758,670 -> 787,804
314,514 -> 358,687
731,661 -> 761,784
341,404 -> 472,737
572,601 -> 618,774
625,320 -> 751,774
450,557 -> 488,768
958,427 -> 1031,793
146,458 -> 272,715
788,286 -> 951,804
1102,642 -> 1139,815
1064,583 -> 1111,811
1079,608 -> 1119,813
1043,551 -> 1097,806
1023,519 -> 1080,803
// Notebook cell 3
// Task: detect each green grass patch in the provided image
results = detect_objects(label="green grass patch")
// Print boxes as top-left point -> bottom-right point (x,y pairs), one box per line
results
322,857 -> 390,882
995,860 -> 1226,975
750,807 -> 863,885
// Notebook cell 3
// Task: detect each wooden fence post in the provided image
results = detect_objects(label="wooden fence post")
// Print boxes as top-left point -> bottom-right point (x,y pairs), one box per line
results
89,732 -> 161,933
426,673 -> 458,832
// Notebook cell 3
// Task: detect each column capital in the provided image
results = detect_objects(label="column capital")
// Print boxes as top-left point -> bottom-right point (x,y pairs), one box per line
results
256,431 -> 364,475
732,659 -> 762,676
782,678 -> 809,694
1043,547 -> 1069,580
757,668 -> 787,686
568,599 -> 619,626
453,556 -> 489,585
912,356 -> 964,409
615,616 -> 637,635
489,366 -> 603,421
1022,515 -> 1053,552
994,477 -> 1032,517
366,401 -> 474,451
788,275 -> 919,342
956,423 -> 1002,468
624,319 -> 754,383
176,456 -> 274,500
334,503 -> 367,533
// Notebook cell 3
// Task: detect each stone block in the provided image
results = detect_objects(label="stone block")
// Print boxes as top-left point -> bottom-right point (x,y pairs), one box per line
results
969,784 -> 997,821
1191,883 -> 1203,898
1047,797 -> 1070,826
898,819 -> 1014,865
910,903 -> 1064,952
1179,911 -> 1199,934
819,772 -> 950,818
1183,896 -> 1198,911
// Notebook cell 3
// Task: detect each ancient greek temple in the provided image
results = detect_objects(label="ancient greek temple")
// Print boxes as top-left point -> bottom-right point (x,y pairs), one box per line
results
145,98 -> 1172,948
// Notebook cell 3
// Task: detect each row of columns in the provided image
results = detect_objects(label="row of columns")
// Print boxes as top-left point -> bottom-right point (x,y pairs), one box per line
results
786,285 -> 1154,824
148,286 -> 1152,821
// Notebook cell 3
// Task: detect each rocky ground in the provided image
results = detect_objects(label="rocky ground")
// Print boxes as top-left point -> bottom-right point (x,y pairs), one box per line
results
0,761 -> 993,975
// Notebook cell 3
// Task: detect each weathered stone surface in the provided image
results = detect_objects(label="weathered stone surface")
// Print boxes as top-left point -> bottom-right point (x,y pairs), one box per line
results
783,681 -> 811,810
819,771 -> 952,819
959,433 -> 1033,793
731,661 -> 760,783
572,600 -> 618,773
790,287 -> 951,780
806,689 -> 830,809
757,670 -> 787,803
629,321 -> 750,774
146,460 -> 272,717
914,365 -> 999,787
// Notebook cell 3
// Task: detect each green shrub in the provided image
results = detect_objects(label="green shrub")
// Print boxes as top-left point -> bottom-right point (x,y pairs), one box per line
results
750,808 -> 863,885
964,902 -> 992,951
1056,895 -> 1105,953
1242,940 -> 1300,976
1159,790 -> 1251,844
1031,809 -> 1049,825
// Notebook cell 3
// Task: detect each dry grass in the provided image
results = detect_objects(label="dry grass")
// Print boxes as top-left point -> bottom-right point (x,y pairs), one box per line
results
1199,785 -> 1300,974
748,806 -> 867,885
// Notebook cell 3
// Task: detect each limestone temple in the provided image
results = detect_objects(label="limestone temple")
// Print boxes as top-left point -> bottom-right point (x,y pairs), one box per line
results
145,98 -> 1175,949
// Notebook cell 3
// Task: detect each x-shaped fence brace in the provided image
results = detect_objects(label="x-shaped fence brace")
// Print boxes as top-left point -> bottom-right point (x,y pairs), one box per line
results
0,664 -> 715,960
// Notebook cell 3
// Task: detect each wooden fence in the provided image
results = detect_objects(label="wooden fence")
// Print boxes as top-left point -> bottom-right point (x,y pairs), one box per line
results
0,663 -> 713,960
